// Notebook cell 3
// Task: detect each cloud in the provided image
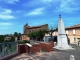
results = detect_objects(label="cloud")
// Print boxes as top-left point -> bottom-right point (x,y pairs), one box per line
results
0,8 -> 15,20
0,22 -> 13,26
23,0 -> 80,13
41,0 -> 53,3
23,0 -> 53,8
54,0 -> 80,13
0,22 -> 13,29
25,8 -> 44,16
0,0 -> 19,4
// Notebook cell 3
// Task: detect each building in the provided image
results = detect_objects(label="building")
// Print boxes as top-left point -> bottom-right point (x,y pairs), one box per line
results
20,34 -> 30,40
4,36 -> 11,41
45,24 -> 80,44
24,23 -> 48,34
4,34 -> 12,41
20,23 -> 48,40
66,24 -> 80,44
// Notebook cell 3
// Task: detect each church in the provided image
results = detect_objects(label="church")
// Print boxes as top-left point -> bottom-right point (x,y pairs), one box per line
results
20,23 -> 48,40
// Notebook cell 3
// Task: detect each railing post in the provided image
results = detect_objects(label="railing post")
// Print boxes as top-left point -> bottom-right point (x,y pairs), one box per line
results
7,43 -> 10,54
16,41 -> 18,52
2,43 -> 4,57
70,55 -> 75,60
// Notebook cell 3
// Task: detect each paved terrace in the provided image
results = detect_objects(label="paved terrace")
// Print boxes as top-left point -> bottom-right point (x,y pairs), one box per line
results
10,46 -> 80,60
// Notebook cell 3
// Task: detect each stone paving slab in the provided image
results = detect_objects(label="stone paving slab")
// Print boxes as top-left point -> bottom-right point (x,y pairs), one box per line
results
10,46 -> 80,60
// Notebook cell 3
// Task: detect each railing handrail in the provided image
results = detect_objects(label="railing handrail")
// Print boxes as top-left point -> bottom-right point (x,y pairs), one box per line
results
0,41 -> 18,58
0,41 -> 17,43
0,43 -> 3,44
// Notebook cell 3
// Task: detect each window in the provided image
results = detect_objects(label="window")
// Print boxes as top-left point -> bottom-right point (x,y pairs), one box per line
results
74,38 -> 76,42
66,30 -> 68,34
73,29 -> 75,34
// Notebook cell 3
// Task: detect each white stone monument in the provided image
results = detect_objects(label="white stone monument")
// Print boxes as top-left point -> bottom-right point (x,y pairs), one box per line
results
54,14 -> 73,50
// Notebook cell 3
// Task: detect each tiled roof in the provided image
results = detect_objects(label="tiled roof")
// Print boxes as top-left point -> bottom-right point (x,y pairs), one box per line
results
46,24 -> 80,32
27,24 -> 48,29
66,24 -> 80,29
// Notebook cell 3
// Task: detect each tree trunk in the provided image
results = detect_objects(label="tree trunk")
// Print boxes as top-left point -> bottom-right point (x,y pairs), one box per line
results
51,32 -> 53,42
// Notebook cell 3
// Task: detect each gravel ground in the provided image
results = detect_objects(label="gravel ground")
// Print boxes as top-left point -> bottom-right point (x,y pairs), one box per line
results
9,46 -> 80,60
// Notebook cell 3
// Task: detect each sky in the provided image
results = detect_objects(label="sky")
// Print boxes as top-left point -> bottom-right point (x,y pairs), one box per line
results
0,0 -> 80,35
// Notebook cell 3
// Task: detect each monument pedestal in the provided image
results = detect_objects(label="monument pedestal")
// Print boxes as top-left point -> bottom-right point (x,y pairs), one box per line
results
54,35 -> 74,50
54,44 -> 74,50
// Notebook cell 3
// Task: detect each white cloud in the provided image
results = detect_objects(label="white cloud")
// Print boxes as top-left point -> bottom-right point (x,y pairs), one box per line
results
0,0 -> 19,4
0,15 -> 15,20
1,9 -> 12,14
41,0 -> 53,3
25,8 -> 44,16
24,0 -> 80,13
0,8 -> 15,20
24,0 -> 53,8
54,0 -> 80,13
0,22 -> 13,26
0,22 -> 13,29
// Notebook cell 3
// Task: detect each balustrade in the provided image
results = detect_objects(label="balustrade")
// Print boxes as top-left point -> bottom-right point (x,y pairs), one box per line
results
0,42 -> 18,58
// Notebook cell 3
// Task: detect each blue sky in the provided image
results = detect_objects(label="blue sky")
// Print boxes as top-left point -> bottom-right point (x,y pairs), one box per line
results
0,0 -> 80,35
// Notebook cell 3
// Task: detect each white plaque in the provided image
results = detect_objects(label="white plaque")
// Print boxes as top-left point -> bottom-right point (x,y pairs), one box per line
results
26,43 -> 32,47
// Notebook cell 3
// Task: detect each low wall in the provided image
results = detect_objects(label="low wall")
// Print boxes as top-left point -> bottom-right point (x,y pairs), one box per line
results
40,42 -> 54,52
0,52 -> 19,60
30,44 -> 40,52
18,42 -> 54,54
18,44 -> 40,54
18,44 -> 28,54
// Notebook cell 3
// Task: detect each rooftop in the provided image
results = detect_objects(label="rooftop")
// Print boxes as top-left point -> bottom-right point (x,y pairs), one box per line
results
66,24 -> 80,29
25,24 -> 48,29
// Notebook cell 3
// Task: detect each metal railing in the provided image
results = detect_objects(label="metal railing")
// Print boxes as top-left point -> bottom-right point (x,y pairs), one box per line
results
0,42 -> 18,58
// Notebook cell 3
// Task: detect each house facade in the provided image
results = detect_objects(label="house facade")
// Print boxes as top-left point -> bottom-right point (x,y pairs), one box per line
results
20,34 -> 30,40
45,24 -> 80,44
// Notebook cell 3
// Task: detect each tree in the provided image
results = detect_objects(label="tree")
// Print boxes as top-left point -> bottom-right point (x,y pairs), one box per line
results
48,26 -> 58,42
37,30 -> 46,41
28,29 -> 46,41
10,36 -> 15,42
14,32 -> 19,37
18,33 -> 21,40
13,32 -> 21,40
0,35 -> 5,43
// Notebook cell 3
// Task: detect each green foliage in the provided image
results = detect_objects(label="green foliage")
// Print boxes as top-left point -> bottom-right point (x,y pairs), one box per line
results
28,29 -> 46,41
0,35 -> 5,43
13,32 -> 21,40
0,32 -> 21,43
18,40 -> 30,44
14,32 -> 19,37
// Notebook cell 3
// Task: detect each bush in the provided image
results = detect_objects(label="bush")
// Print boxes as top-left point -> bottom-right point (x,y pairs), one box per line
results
18,40 -> 30,44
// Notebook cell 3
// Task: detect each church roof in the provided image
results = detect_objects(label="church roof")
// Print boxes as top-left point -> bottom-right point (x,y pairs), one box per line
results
27,24 -> 48,29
